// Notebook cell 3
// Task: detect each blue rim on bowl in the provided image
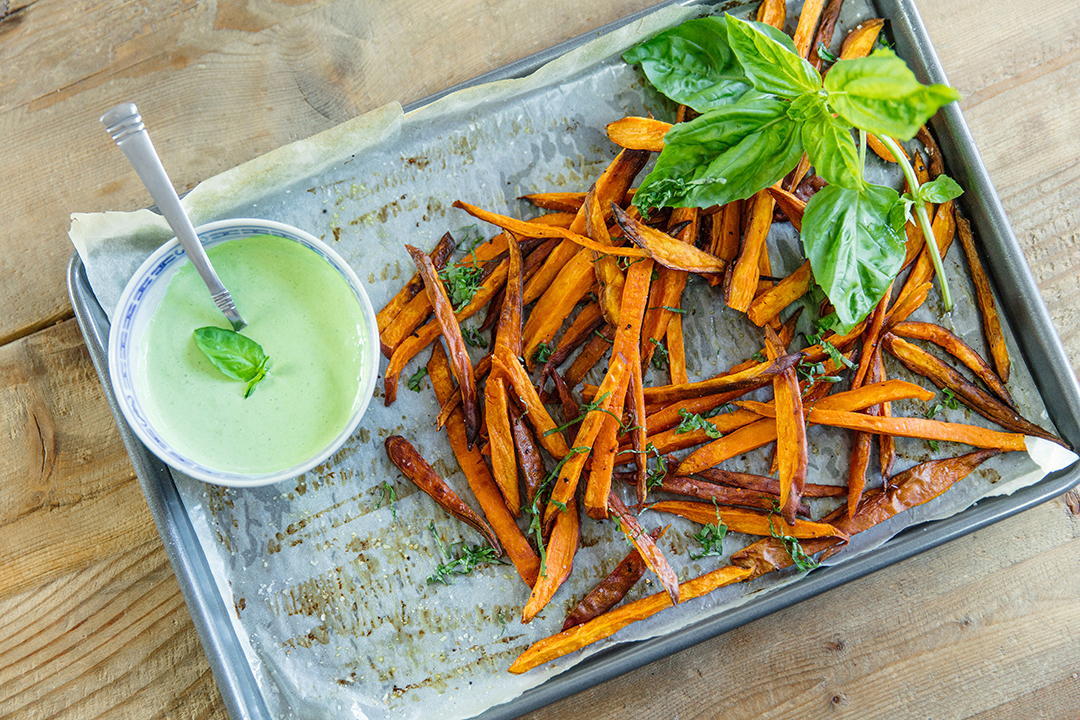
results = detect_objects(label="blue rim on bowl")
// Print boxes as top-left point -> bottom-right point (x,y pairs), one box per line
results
108,218 -> 380,488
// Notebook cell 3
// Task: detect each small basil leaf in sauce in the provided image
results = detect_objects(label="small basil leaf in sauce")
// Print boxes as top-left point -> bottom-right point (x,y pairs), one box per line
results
193,326 -> 271,398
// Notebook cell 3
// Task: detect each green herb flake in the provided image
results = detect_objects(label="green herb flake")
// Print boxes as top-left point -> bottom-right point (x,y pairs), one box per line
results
193,326 -> 270,398
406,367 -> 429,392
674,408 -> 723,439
425,522 -> 502,585
926,387 -> 961,419
439,262 -> 484,310
375,481 -> 398,519
689,501 -> 728,560
649,337 -> 670,370
768,508 -> 819,572
532,341 -> 557,363
462,326 -> 488,349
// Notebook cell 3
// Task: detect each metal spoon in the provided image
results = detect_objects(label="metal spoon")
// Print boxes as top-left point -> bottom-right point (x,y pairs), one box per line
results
100,102 -> 247,331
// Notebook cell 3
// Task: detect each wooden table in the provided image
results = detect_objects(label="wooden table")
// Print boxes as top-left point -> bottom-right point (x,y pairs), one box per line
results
2,1 -> 1079,717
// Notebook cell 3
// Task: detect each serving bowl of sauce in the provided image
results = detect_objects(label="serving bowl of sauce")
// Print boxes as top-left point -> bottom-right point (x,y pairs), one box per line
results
109,218 -> 379,487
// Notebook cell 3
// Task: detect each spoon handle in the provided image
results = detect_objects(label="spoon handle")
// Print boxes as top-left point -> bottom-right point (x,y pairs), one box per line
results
100,102 -> 247,331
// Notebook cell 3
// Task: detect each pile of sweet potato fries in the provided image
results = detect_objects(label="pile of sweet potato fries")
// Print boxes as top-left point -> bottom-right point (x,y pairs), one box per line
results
376,0 -> 1067,673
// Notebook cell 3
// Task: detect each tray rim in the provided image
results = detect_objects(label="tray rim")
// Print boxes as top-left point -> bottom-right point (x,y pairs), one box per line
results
66,0 -> 1080,718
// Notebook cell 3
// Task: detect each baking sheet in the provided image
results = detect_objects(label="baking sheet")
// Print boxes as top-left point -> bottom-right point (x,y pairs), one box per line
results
66,1 -> 1080,719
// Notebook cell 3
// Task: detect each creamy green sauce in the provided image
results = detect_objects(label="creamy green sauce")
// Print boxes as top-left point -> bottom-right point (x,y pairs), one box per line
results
140,234 -> 366,474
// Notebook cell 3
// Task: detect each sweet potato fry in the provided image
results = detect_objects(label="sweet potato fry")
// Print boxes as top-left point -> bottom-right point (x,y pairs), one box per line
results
522,496 -> 580,623
793,0 -> 825,59
747,260 -> 813,327
636,352 -> 802,405
808,0 -> 845,69
628,356 -> 649,503
562,527 -> 664,631
612,204 -> 725,274
890,321 -> 1013,407
539,302 -> 603,375
709,199 -> 743,267
881,334 -> 1063,445
756,0 -> 785,28
895,200 -> 955,309
605,116 -> 670,152
585,185 -> 628,327
649,473 -> 807,515
608,493 -> 679,604
564,325 -> 615,390
764,327 -> 806,524
650,501 -> 845,541
511,410 -> 545,508
667,310 -> 689,384
805,408 -> 1027,451
484,377 -> 520,516
917,125 -> 945,179
406,244 -> 480,447
584,414 -> 622,520
377,232 -> 454,346
384,259 -> 507,405
508,565 -> 752,673
691,467 -> 845,498
955,214 -> 1011,383
726,189 -> 775,312
873,348 -> 897,481
839,18 -> 884,59
436,354 -> 492,430
520,193 -> 588,213
495,230 -> 525,358
494,348 -> 571,460
426,346 -> 539,587
767,185 -> 807,231
866,133 -> 907,163
631,405 -> 760,457
385,435 -> 503,555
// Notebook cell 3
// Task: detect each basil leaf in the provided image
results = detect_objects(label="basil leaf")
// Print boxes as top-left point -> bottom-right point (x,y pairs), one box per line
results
824,49 -> 960,140
622,16 -> 752,113
634,92 -> 804,209
790,93 -> 863,189
802,184 -> 906,326
726,16 -> 821,99
916,174 -> 964,204
193,326 -> 270,397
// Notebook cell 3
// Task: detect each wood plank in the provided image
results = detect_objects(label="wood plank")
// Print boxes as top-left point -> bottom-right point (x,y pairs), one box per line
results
520,496 -> 1080,719
0,318 -> 152,598
0,539 -> 227,719
0,0 -> 663,345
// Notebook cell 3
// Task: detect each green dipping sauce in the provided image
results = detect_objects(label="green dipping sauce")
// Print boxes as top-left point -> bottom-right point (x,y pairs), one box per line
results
139,234 -> 367,475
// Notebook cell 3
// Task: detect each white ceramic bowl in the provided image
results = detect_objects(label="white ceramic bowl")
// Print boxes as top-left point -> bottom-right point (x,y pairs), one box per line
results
108,218 -> 380,487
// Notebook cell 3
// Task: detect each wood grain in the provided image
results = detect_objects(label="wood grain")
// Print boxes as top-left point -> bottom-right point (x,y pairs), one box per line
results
0,0 -> 1079,718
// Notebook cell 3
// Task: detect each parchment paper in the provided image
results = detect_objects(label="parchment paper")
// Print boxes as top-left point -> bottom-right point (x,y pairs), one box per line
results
69,2 -> 1076,718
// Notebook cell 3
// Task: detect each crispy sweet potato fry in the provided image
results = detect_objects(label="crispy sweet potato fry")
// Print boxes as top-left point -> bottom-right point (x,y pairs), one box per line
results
384,260 -> 507,405
767,185 -> 807,231
494,348 -> 572,461
584,414 -> 622,520
633,353 -> 802,405
692,467 -> 846,498
608,493 -> 679,604
793,0 -> 825,59
808,0 -> 845,69
765,327 -> 806,524
511,410 -> 545,508
406,244 -> 480,447
612,204 -> 725,274
649,473 -> 807,515
747,260 -> 813,327
564,325 -> 616,390
955,214 -> 1011,383
881,334 -> 1063,445
630,405 -> 761,457
377,233 -> 454,347
585,185 -> 628,327
509,565 -> 753,673
756,0 -> 785,28
890,321 -> 1013,406
522,496 -> 580,623
628,355 -> 649,503
917,125 -> 945,179
562,527 -> 664,631
605,116 -> 669,152
806,408 -> 1027,451
426,347 -> 540,587
726,189 -> 775,312
839,18 -> 884,59
650,500 -> 846,540
485,377 -> 520,516
667,310 -> 689,384
385,435 -> 503,555
895,200 -> 955,310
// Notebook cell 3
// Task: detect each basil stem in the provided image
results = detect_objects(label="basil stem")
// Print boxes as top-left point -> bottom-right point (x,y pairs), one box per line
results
877,134 -> 953,311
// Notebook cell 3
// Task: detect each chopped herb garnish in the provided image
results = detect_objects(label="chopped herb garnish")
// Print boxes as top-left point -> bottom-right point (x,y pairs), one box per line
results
660,305 -> 686,314
406,367 -> 428,392
816,42 -> 839,64
926,387 -> 961,419
821,340 -> 855,371
674,408 -> 724,439
751,350 -> 767,363
426,522 -> 501,585
768,508 -> 819,572
645,442 -> 668,490
689,500 -> 728,560
527,447 -> 590,577
439,261 -> 484,309
462,326 -> 488,349
649,337 -> 670,370
593,330 -> 614,344
532,341 -> 556,363
544,391 -> 619,437
375,481 -> 398,519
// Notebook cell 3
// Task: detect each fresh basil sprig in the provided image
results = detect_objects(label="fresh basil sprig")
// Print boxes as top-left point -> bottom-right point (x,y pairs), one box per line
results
625,14 -> 962,325
193,326 -> 270,398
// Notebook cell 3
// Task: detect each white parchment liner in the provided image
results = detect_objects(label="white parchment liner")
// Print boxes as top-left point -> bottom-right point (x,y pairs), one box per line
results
69,2 -> 1076,718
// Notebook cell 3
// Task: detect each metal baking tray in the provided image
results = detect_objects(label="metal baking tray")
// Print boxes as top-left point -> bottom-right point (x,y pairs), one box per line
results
68,1 -> 1080,718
